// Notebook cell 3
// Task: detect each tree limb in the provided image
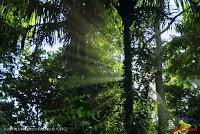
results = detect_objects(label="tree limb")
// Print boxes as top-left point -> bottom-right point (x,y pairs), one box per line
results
144,10 -> 184,44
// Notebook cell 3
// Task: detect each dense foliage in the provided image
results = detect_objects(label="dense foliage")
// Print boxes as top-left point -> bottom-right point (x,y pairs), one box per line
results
0,0 -> 199,133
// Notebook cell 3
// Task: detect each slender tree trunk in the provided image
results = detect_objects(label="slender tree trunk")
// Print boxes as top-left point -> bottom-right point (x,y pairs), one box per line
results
155,22 -> 168,134
36,103 -> 39,128
123,24 -> 134,133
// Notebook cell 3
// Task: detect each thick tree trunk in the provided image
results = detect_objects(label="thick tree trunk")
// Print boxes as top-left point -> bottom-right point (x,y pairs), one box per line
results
116,1 -> 136,133
155,22 -> 168,134
123,24 -> 133,133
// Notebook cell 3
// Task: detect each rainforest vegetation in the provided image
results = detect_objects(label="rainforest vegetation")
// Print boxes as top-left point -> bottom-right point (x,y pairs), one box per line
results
0,0 -> 199,133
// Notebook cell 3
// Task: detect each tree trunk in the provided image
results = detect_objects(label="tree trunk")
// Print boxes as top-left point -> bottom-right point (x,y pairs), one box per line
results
123,24 -> 134,133
155,22 -> 168,134
116,1 -> 136,133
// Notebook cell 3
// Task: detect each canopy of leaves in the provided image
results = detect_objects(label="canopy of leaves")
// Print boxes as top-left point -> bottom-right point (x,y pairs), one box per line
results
0,0 -> 200,133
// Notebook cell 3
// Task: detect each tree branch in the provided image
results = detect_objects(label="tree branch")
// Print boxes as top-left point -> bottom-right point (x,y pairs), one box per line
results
144,10 -> 184,44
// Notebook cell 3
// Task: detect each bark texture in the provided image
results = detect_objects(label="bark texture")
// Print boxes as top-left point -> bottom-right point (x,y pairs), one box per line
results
155,22 -> 168,134
123,24 -> 134,133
